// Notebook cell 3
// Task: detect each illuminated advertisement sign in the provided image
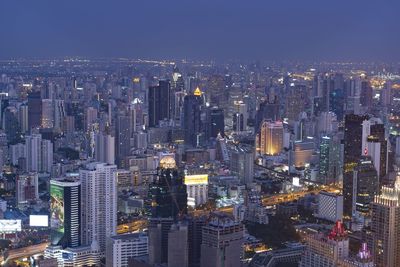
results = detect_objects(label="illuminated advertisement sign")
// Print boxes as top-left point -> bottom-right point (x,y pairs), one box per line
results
50,183 -> 64,235
184,174 -> 208,185
29,215 -> 49,227
0,220 -> 22,233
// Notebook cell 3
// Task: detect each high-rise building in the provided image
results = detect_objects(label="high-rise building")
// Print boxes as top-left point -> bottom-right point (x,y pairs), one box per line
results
148,217 -> 174,265
255,95 -> 280,132
148,156 -> 187,219
300,221 -> 349,267
316,191 -> 343,223
3,106 -> 21,143
352,156 -> 378,216
85,107 -> 98,132
184,174 -> 208,207
200,215 -> 244,267
257,120 -> 283,156
18,104 -> 29,134
183,88 -> 203,147
115,114 -> 131,167
343,114 -> 369,217
53,99 -> 66,131
25,134 -> 53,173
50,179 -> 81,248
362,119 -> 388,185
95,131 -> 115,165
105,233 -> 148,267
80,163 -> 117,253
16,173 -> 39,206
285,85 -> 307,122
230,145 -> 254,185
205,107 -> 224,139
41,99 -> 54,128
148,80 -> 171,127
28,91 -> 42,130
371,175 -> 400,267
168,222 -> 189,267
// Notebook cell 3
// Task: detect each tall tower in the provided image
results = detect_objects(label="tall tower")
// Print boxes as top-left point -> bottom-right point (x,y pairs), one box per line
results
28,91 -> 42,130
352,156 -> 378,216
95,131 -> 115,165
148,80 -> 172,127
50,179 -> 81,248
115,114 -> 131,167
200,214 -> 244,267
148,156 -> 187,265
258,120 -> 283,156
371,174 -> 400,267
183,88 -> 203,147
343,114 -> 369,218
80,163 -> 117,253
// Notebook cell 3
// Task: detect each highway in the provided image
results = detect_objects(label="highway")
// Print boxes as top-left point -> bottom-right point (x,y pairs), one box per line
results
4,242 -> 49,263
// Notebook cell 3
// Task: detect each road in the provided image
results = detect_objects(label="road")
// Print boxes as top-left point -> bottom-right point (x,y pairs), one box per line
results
4,242 -> 49,262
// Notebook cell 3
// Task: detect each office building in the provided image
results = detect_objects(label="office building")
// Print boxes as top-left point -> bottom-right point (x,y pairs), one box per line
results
300,221 -> 349,267
255,95 -> 280,132
42,99 -> 54,128
316,191 -> 343,223
352,156 -> 378,215
291,141 -> 314,169
168,222 -> 189,267
106,233 -> 148,267
230,145 -> 254,185
16,173 -> 39,206
95,131 -> 115,165
371,175 -> 400,267
80,163 -> 117,253
50,179 -> 81,248
28,91 -> 42,130
116,114 -> 132,167
200,215 -> 244,267
343,114 -> 369,217
183,88 -> 203,147
206,107 -> 225,139
184,174 -> 208,207
148,80 -> 171,127
148,156 -> 187,219
257,120 -> 283,156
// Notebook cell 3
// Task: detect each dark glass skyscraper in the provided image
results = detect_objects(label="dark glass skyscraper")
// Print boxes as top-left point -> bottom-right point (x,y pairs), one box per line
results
183,89 -> 203,147
148,156 -> 187,219
148,80 -> 171,127
115,114 -> 131,167
208,107 -> 224,139
343,114 -> 369,218
28,91 -> 42,130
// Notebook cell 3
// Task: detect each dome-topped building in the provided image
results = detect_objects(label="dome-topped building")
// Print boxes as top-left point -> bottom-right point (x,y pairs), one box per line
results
159,156 -> 176,169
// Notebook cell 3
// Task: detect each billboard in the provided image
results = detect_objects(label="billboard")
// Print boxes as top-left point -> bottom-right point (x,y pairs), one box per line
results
0,220 -> 22,233
184,174 -> 208,185
50,183 -> 64,234
29,215 -> 49,227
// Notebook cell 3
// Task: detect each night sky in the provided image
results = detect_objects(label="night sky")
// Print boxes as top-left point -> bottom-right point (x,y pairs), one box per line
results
1,0 -> 400,61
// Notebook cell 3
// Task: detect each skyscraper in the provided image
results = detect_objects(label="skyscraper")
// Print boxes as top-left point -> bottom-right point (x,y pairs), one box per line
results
200,214 -> 244,267
230,145 -> 254,185
148,156 -> 187,265
80,163 -> 117,253
206,107 -> 224,139
95,131 -> 115,165
50,179 -> 81,248
257,120 -> 283,156
183,88 -> 203,147
25,134 -> 53,173
352,156 -> 378,216
148,156 -> 187,219
255,95 -> 280,132
148,80 -> 171,127
115,114 -> 131,167
28,91 -> 42,130
371,175 -> 400,267
343,114 -> 369,218
16,173 -> 39,206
